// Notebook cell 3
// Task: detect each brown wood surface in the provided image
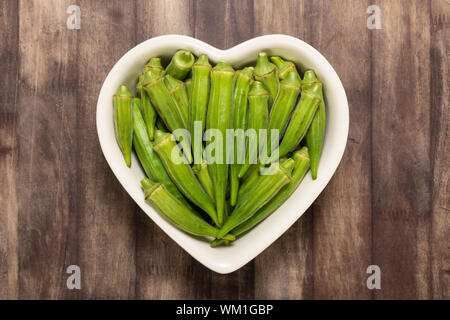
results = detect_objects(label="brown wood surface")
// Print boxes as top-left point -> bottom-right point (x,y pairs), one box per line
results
0,0 -> 448,299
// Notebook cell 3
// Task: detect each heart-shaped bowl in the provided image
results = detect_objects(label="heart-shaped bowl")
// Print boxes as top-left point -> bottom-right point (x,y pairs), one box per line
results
97,34 -> 349,274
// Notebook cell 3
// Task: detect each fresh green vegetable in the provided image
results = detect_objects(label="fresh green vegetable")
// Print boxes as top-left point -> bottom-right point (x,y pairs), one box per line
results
132,98 -> 191,209
142,178 -> 234,240
165,49 -> 195,80
270,56 -> 300,80
192,159 -> 215,203
238,81 -> 269,178
254,52 -> 279,107
143,71 -> 192,163
184,77 -> 193,103
206,62 -> 235,226
137,75 -> 157,141
113,85 -> 134,167
163,74 -> 189,130
217,159 -> 294,238
144,57 -> 165,78
230,67 -> 253,206
153,130 -> 219,226
304,71 -> 326,180
190,54 -> 212,170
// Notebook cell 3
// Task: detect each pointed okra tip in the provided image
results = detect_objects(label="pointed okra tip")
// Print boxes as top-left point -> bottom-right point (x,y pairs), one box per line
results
115,85 -> 133,97
173,50 -> 195,69
249,80 -> 269,96
154,129 -> 171,144
255,52 -> 276,75
302,70 -> 318,82
282,68 -> 302,87
194,53 -> 211,67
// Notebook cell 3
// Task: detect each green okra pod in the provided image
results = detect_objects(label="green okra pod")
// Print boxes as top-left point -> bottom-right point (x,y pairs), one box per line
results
190,54 -> 212,170
141,178 -> 234,240
230,67 -> 254,206
238,81 -> 269,178
137,75 -> 157,141
217,159 -> 294,238
205,62 -> 235,226
304,71 -> 326,180
132,98 -> 192,209
165,50 -> 195,80
184,77 -> 193,103
143,71 -> 192,163
212,148 -> 310,246
270,56 -> 300,80
144,57 -> 165,78
261,71 -> 302,159
254,52 -> 279,107
113,85 -> 134,167
153,130 -> 219,226
273,72 -> 322,160
163,74 -> 189,130
193,159 -> 215,203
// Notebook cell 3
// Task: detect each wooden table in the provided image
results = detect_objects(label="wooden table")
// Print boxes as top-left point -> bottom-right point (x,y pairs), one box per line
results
0,0 -> 448,300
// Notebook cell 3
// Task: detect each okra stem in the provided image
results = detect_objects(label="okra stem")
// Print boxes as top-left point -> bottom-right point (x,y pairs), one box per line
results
254,52 -> 279,107
113,85 -> 134,167
165,50 -> 195,80
270,56 -> 300,80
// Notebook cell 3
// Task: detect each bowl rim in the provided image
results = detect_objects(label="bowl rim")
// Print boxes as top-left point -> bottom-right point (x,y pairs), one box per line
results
96,34 -> 349,274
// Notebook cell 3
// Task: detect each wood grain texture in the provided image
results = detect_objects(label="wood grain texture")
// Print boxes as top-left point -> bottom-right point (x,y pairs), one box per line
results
305,0 -> 373,300
430,0 -> 450,300
0,0 -> 19,300
0,0 -> 448,300
371,0 -> 433,300
252,0 -> 314,300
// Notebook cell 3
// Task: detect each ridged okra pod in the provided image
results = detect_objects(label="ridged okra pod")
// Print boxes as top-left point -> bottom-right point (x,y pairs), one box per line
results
137,75 -> 156,141
143,71 -> 192,163
132,98 -> 191,209
212,148 -> 309,246
165,50 -> 195,80
163,74 -> 189,130
217,159 -> 294,238
153,130 -> 219,226
184,77 -> 193,103
230,67 -> 254,206
141,179 -> 234,240
254,52 -> 279,107
262,71 -> 302,158
304,71 -> 326,180
270,56 -> 300,80
274,71 -> 322,159
193,159 -> 215,203
113,85 -> 134,167
144,57 -> 165,78
238,81 -> 269,178
190,54 -> 212,170
205,62 -> 235,226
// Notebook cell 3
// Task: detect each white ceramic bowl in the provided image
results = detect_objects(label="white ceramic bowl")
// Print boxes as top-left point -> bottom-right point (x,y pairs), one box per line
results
96,34 -> 349,274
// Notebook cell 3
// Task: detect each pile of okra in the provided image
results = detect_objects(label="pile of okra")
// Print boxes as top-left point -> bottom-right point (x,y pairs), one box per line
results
113,50 -> 325,246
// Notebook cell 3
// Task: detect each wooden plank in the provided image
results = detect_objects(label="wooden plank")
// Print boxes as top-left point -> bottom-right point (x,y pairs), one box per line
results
252,0 -> 314,300
371,0 -> 432,299
430,0 -> 449,300
0,0 -> 19,300
134,0 -> 208,300
15,0 -> 81,299
75,0 -> 137,299
306,0 -> 373,299
194,0 -> 256,300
